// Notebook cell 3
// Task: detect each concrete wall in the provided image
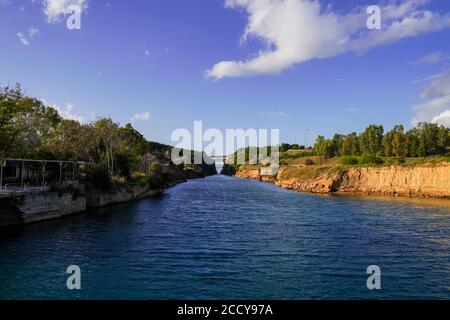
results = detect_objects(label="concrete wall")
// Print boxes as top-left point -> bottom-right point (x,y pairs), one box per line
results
20,192 -> 86,223
0,191 -> 86,226
86,184 -> 163,208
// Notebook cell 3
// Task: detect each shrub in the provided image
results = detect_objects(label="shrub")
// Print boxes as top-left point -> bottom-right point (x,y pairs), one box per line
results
385,157 -> 406,165
359,153 -> 384,165
86,163 -> 112,191
339,156 -> 359,166
112,176 -> 127,186
304,158 -> 315,166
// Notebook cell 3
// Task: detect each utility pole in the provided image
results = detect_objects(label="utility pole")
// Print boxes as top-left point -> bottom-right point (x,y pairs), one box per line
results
306,129 -> 309,148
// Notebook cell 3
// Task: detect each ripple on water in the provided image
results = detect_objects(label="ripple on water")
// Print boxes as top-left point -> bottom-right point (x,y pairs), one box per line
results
0,175 -> 449,299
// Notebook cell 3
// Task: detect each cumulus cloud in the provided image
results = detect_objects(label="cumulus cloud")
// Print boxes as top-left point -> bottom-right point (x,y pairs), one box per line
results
42,0 -> 88,22
206,0 -> 450,80
53,103 -> 86,123
412,71 -> 450,127
131,111 -> 151,122
431,110 -> 450,127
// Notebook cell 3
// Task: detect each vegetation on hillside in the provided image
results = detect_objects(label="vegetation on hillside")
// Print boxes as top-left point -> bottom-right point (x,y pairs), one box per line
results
223,123 -> 449,174
314,124 -> 450,160
0,84 -> 216,189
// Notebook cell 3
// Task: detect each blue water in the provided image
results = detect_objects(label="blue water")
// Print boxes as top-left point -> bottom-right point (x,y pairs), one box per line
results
1,175 -> 449,299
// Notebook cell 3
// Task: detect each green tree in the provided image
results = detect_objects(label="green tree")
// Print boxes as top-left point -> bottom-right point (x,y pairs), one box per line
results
437,125 -> 450,155
341,132 -> 359,156
332,134 -> 344,156
359,125 -> 384,155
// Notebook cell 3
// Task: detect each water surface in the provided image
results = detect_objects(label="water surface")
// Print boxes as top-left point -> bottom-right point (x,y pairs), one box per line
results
1,175 -> 449,299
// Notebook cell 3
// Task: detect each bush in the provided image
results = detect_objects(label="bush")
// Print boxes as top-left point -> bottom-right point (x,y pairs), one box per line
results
304,158 -> 315,166
339,156 -> 359,166
86,163 -> 112,191
112,176 -> 127,186
115,151 -> 138,178
359,153 -> 384,165
385,157 -> 406,165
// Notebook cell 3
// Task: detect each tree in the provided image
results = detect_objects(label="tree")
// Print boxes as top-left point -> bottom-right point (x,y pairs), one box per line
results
47,120 -> 96,161
391,125 -> 407,157
0,84 -> 62,158
359,125 -> 384,155
332,134 -> 344,156
437,125 -> 450,155
313,135 -> 335,159
341,132 -> 359,156
313,135 -> 326,156
94,118 -> 120,176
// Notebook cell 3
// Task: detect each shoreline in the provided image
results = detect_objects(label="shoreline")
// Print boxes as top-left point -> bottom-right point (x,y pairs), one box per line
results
229,162 -> 450,201
232,174 -> 450,209
0,173 -> 214,228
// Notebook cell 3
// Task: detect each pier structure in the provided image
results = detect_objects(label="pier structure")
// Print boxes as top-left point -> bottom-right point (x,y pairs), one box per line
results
0,158 -> 87,193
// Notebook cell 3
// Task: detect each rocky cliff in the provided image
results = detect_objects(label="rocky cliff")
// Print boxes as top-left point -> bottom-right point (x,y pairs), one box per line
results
235,162 -> 450,199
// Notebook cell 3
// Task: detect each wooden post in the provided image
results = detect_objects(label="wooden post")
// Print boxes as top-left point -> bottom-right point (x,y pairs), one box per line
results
59,162 -> 63,184
21,161 -> 24,187
42,162 -> 46,186
72,162 -> 75,180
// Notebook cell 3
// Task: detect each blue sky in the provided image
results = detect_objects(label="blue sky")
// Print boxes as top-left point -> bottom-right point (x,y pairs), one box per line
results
1,0 -> 450,147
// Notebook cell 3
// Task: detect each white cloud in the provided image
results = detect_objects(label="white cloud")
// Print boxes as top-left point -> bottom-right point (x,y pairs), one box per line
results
412,71 -> 450,127
206,0 -> 450,80
42,0 -> 88,22
17,32 -> 29,46
413,51 -> 449,65
431,110 -> 450,127
16,27 -> 39,47
420,72 -> 450,98
28,26 -> 39,38
411,73 -> 442,84
347,107 -> 360,112
131,111 -> 151,122
54,103 -> 85,123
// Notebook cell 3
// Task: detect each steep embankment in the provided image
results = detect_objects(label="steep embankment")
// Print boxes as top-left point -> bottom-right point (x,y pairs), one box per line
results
234,162 -> 450,199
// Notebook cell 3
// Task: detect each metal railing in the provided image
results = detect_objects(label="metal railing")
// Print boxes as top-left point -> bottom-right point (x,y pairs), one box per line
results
1,183 -> 49,193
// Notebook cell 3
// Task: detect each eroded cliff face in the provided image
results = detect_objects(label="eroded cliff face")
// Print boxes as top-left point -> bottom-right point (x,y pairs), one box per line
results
235,166 -> 260,180
236,162 -> 450,199
337,163 -> 450,198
